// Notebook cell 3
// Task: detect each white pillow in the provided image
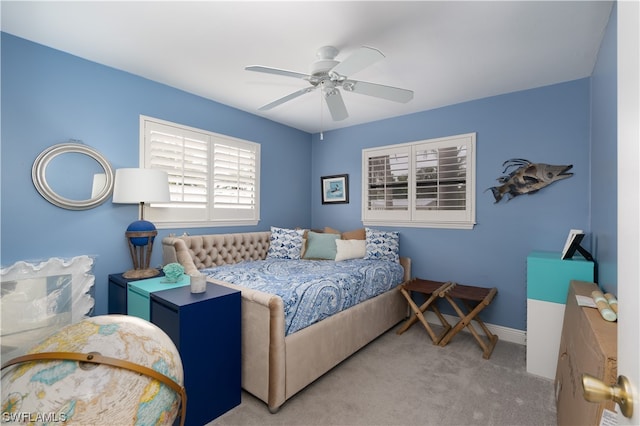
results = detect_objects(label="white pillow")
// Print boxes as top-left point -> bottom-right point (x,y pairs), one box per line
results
335,239 -> 366,261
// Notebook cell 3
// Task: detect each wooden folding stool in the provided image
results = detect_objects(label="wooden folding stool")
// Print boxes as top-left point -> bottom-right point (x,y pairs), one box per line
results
396,278 -> 455,344
437,283 -> 498,359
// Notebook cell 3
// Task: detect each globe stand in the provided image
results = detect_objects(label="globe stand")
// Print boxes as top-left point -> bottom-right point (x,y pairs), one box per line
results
124,230 -> 159,279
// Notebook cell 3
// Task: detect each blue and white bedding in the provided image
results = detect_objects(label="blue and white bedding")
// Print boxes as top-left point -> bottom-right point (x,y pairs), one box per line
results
201,258 -> 404,335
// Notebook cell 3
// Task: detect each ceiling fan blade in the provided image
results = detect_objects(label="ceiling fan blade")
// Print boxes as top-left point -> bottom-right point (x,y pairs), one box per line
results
343,80 -> 414,103
258,87 -> 316,111
324,89 -> 348,121
330,46 -> 385,77
245,65 -> 310,80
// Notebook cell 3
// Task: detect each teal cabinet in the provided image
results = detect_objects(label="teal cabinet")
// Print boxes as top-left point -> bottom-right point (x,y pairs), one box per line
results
527,251 -> 595,303
127,275 -> 190,320
526,251 -> 594,379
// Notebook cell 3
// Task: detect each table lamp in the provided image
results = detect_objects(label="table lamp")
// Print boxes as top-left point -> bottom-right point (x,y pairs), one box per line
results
113,168 -> 170,279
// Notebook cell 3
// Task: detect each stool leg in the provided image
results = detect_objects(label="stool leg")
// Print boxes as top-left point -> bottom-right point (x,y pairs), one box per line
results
462,300 -> 498,359
397,288 -> 440,342
397,288 -> 418,334
438,295 -> 470,347
397,286 -> 451,344
429,304 -> 452,336
438,294 -> 498,359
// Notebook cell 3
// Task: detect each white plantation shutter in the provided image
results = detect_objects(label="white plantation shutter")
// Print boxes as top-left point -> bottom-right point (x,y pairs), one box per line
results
147,123 -> 209,207
140,116 -> 260,227
363,133 -> 475,229
211,141 -> 258,220
415,145 -> 466,211
364,146 -> 411,222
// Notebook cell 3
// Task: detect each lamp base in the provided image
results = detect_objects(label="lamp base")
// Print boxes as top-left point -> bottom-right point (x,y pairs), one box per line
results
123,268 -> 160,279
124,224 -> 158,280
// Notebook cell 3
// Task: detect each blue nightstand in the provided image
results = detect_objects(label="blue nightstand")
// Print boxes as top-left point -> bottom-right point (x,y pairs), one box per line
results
151,284 -> 241,425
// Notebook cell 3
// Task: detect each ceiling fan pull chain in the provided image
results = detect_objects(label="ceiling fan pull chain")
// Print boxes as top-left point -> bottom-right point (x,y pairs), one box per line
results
320,90 -> 324,140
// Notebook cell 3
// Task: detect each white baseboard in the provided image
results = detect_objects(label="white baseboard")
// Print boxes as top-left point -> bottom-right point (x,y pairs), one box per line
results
422,311 -> 526,345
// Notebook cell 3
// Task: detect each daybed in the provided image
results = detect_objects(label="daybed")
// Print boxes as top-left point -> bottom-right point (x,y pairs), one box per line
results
162,228 -> 410,412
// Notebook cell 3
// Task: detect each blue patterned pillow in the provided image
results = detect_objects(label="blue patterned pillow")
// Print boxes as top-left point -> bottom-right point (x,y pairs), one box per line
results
267,227 -> 305,259
364,227 -> 400,262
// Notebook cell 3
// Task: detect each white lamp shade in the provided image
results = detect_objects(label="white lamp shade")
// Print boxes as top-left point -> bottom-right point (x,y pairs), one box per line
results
112,168 -> 170,204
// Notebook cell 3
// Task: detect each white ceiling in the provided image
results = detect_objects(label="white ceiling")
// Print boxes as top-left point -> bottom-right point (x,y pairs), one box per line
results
1,1 -> 613,134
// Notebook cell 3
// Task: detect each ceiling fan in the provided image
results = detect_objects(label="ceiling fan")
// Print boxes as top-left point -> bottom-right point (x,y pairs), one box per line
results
245,46 -> 414,121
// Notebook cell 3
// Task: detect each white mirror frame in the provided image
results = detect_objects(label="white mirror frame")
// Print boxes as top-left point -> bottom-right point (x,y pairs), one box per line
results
32,142 -> 114,210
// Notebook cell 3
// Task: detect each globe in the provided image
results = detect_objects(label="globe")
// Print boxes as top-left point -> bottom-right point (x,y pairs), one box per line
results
127,219 -> 157,246
1,315 -> 184,425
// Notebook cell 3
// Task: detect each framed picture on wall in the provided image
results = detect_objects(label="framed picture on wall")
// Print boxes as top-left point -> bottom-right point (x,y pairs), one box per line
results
321,174 -> 349,204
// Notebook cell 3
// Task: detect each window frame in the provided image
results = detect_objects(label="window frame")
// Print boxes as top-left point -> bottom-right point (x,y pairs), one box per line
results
139,115 -> 260,229
362,133 -> 476,230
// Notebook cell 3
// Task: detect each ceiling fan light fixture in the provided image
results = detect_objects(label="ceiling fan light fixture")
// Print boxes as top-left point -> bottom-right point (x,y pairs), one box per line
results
316,45 -> 339,60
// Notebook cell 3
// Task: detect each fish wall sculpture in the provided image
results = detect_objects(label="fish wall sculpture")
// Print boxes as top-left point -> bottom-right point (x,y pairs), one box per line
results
488,158 -> 573,203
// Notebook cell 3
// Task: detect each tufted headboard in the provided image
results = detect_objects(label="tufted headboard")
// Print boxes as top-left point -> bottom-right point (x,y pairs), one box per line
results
162,232 -> 271,275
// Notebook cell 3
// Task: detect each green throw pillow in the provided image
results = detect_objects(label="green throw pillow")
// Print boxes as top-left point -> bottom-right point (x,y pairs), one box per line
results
303,231 -> 341,260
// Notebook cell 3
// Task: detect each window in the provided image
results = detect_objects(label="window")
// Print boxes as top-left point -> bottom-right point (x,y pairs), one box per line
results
362,133 -> 476,229
140,115 -> 260,228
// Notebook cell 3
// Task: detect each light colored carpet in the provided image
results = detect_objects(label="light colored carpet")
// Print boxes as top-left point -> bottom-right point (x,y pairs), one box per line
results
209,323 -> 557,426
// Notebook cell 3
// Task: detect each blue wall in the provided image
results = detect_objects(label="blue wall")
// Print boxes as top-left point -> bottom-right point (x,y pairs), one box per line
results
590,3 -> 618,294
1,33 -> 312,315
310,80 -> 592,330
2,12 -> 617,331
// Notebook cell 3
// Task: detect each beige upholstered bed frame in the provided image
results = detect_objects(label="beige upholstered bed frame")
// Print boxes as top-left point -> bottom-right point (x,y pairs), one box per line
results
162,231 -> 410,413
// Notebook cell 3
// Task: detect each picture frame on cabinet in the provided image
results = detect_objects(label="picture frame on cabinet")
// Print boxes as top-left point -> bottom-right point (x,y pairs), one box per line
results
561,229 -> 585,260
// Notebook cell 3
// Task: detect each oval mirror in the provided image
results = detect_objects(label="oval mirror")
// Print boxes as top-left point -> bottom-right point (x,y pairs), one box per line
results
32,142 -> 115,210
